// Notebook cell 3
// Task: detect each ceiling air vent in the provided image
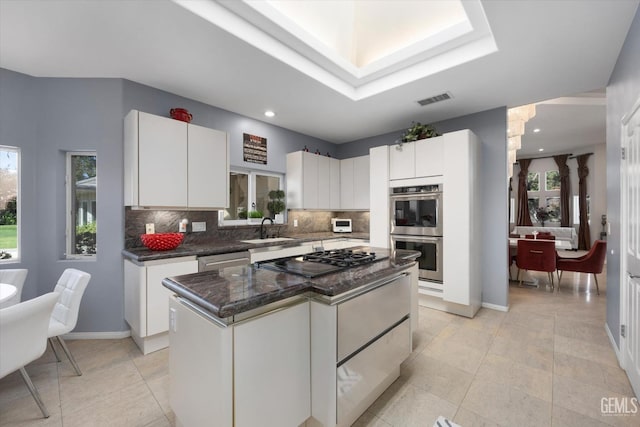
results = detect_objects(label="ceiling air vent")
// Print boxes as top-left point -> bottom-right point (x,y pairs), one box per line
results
417,92 -> 452,106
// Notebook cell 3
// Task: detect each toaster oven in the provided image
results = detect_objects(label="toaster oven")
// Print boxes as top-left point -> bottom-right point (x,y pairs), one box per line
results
332,218 -> 352,233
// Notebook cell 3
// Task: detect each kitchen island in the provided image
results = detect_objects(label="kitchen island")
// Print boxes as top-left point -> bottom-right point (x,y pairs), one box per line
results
162,247 -> 418,427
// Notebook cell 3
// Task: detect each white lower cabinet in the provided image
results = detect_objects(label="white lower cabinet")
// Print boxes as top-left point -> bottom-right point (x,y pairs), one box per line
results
124,257 -> 197,354
169,298 -> 310,427
310,272 -> 411,427
169,298 -> 233,427
234,302 -> 310,427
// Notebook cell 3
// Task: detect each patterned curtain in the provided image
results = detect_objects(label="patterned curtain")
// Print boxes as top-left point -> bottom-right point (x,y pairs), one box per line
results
516,159 -> 533,226
553,154 -> 571,227
577,153 -> 593,250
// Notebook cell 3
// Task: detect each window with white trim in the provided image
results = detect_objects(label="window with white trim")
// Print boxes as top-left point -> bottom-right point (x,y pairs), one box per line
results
219,169 -> 284,225
66,152 -> 97,258
0,146 -> 19,262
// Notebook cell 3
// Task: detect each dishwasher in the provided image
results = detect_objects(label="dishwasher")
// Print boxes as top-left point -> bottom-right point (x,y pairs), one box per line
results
198,251 -> 251,272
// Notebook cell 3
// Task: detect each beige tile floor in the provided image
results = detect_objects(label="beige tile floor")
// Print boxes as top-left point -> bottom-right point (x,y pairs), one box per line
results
1,266 -> 637,427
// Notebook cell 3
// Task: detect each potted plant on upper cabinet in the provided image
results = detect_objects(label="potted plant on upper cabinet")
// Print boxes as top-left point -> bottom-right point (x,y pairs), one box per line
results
400,122 -> 439,143
267,190 -> 286,224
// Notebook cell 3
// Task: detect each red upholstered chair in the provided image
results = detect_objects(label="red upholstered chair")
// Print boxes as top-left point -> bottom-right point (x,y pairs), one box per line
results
516,240 -> 557,288
556,240 -> 607,295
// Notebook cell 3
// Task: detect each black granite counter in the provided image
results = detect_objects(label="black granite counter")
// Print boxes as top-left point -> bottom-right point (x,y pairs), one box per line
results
162,247 -> 418,319
122,232 -> 370,263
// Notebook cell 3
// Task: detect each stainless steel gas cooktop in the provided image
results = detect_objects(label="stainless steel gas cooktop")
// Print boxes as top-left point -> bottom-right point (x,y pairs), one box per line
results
256,248 -> 385,278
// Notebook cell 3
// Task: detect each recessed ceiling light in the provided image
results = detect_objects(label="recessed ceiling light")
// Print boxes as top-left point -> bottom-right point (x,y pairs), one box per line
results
264,110 -> 276,118
538,148 -> 544,152
533,128 -> 541,133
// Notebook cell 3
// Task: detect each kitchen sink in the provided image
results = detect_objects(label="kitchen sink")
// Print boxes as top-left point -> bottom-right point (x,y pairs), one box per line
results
240,237 -> 295,244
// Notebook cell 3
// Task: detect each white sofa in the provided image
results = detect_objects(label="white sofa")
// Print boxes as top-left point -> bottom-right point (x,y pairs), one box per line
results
512,226 -> 578,249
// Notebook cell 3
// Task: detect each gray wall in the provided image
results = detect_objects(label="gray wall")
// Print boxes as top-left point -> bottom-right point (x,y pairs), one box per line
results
338,107 -> 510,308
0,69 -> 40,300
605,6 -> 640,348
122,80 -> 336,173
0,70 -> 337,332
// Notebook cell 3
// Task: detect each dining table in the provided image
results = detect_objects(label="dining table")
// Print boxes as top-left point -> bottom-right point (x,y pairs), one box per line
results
509,237 -> 572,251
0,282 -> 18,307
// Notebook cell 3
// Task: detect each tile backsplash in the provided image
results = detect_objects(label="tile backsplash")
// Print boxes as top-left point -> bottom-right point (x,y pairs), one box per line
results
125,208 -> 369,248
284,210 -> 369,234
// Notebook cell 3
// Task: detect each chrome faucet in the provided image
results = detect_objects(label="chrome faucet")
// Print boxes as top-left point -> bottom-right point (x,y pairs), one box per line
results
260,217 -> 274,239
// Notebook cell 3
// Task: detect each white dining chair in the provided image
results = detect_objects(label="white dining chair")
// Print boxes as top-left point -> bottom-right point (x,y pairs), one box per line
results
0,292 -> 60,418
0,268 -> 28,308
48,268 -> 91,376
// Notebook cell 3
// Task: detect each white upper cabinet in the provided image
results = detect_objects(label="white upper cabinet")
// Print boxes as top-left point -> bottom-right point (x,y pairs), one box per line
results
389,136 -> 444,180
129,110 -> 188,207
124,110 -> 228,209
389,141 -> 415,180
286,151 -> 318,209
415,136 -> 444,177
187,124 -> 229,209
287,151 -> 369,210
353,155 -> 370,209
339,158 -> 355,210
341,155 -> 370,210
318,156 -> 341,210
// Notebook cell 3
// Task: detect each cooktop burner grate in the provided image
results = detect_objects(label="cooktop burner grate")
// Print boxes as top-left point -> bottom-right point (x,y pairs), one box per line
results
302,249 -> 377,267
256,248 -> 382,278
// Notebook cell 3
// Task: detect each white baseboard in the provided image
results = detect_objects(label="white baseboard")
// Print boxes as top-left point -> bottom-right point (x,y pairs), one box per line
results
481,302 -> 510,312
62,330 -> 131,340
604,322 -> 623,366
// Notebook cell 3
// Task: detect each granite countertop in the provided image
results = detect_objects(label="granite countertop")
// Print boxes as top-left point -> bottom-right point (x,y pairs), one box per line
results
162,247 -> 419,320
122,232 -> 370,262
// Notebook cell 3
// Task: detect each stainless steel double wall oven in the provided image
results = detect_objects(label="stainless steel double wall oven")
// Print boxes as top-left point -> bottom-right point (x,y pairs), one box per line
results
390,184 -> 443,283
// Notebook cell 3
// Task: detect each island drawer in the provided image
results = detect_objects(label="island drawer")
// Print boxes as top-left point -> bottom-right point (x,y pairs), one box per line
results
336,273 -> 410,362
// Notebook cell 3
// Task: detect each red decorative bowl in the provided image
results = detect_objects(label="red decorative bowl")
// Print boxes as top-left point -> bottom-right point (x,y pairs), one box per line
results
140,233 -> 184,251
170,108 -> 192,123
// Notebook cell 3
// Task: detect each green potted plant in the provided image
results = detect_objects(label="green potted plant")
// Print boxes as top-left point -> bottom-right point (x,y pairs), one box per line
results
401,122 -> 439,143
248,209 -> 264,224
267,190 -> 286,224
